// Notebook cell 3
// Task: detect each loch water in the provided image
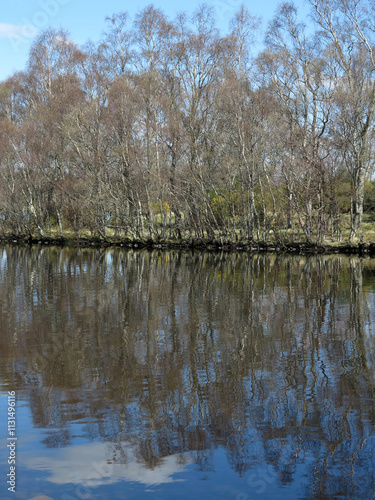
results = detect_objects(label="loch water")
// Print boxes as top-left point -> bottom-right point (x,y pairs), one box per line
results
0,245 -> 375,499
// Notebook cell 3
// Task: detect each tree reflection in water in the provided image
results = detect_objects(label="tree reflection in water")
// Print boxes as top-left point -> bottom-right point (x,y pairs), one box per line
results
0,246 -> 374,498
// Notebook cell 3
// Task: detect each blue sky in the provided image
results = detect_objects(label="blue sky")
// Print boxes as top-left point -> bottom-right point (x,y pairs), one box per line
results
0,0 -> 310,81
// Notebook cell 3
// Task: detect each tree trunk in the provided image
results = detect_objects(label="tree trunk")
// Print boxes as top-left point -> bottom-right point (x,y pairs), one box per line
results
350,163 -> 365,240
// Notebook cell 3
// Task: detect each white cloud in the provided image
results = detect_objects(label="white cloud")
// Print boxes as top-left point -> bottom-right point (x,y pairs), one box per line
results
22,441 -> 190,488
0,23 -> 37,39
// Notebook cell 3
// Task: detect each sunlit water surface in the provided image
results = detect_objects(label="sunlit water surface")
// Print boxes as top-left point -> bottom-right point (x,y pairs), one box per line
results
1,245 -> 375,499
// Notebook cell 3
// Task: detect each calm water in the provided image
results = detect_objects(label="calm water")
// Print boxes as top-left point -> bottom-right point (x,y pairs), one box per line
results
0,245 -> 375,500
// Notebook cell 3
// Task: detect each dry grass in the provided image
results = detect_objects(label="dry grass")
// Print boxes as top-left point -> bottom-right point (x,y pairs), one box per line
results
2,212 -> 375,250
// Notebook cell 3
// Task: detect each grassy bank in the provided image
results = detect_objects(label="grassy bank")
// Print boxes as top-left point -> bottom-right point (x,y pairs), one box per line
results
2,223 -> 375,256
1,237 -> 375,255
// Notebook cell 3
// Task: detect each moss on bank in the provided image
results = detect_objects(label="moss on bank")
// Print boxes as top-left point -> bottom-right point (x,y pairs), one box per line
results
1,231 -> 375,256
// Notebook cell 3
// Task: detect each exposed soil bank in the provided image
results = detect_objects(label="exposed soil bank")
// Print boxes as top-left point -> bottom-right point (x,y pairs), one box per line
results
2,234 -> 375,256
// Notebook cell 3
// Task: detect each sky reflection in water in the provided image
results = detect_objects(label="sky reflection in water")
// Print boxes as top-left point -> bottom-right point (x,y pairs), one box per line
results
0,246 -> 375,499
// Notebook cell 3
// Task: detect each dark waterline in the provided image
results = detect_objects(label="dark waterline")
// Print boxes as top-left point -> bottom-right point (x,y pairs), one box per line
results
0,245 -> 375,499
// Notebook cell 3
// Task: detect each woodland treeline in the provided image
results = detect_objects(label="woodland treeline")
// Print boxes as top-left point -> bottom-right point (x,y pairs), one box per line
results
0,0 -> 375,244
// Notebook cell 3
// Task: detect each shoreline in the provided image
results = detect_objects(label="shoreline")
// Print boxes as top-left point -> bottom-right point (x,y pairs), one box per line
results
1,234 -> 375,256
